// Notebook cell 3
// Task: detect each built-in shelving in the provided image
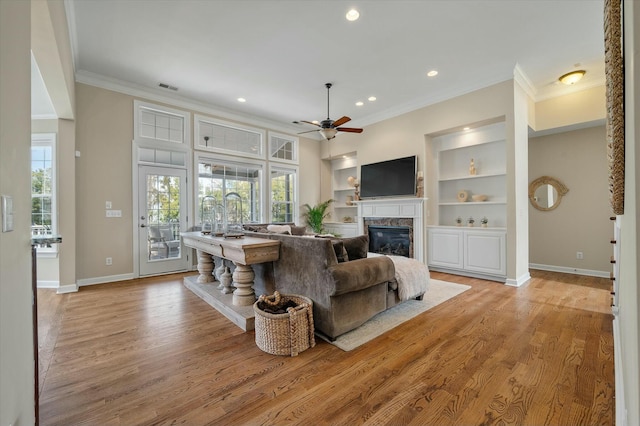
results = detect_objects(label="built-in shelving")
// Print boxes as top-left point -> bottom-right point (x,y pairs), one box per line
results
328,156 -> 358,224
433,122 -> 507,228
427,121 -> 507,281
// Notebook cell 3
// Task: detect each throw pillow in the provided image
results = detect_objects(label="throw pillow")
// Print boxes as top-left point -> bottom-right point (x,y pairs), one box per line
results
267,224 -> 292,234
290,225 -> 307,236
331,240 -> 349,263
341,235 -> 369,260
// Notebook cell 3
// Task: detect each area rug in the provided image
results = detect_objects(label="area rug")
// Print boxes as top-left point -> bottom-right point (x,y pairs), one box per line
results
327,279 -> 471,351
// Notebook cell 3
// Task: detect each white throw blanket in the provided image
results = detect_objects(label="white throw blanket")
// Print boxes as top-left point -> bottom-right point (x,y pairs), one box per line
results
386,255 -> 430,301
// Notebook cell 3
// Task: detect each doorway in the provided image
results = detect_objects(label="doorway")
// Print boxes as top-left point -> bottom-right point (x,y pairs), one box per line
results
137,165 -> 188,276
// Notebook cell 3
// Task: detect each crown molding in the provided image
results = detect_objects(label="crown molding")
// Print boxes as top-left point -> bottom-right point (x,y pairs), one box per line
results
513,63 -> 537,100
74,70 -> 312,138
354,73 -> 515,128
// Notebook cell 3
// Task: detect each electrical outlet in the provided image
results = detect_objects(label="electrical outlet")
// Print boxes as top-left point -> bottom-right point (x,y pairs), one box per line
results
106,257 -> 113,265
576,251 -> 584,260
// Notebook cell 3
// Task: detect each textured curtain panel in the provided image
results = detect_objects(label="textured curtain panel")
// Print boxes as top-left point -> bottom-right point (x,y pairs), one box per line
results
605,0 -> 624,215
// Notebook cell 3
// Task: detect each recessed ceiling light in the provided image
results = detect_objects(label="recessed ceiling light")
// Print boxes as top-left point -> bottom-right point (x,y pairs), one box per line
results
368,96 -> 377,102
237,97 -> 246,103
346,9 -> 359,21
355,101 -> 364,106
427,70 -> 438,77
312,120 -> 320,124
463,127 -> 470,131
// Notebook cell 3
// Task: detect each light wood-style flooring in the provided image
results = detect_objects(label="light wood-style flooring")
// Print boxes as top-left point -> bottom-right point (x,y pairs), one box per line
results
37,270 -> 614,425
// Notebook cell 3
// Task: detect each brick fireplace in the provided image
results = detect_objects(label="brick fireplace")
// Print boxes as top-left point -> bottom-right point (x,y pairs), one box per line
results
356,197 -> 427,264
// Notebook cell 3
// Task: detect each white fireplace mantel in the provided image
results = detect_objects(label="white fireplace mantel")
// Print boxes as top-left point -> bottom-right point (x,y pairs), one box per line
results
356,197 -> 428,264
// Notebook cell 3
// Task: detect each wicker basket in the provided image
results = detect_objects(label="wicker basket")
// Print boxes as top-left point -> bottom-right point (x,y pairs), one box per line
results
253,292 -> 316,356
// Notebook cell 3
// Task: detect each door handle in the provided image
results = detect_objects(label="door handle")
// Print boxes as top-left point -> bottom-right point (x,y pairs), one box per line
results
140,224 -> 146,228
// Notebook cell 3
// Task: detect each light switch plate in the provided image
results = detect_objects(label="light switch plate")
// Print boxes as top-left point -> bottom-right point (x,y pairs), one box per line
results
2,195 -> 14,232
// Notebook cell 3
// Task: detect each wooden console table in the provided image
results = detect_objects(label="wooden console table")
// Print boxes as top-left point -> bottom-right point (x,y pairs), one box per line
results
180,232 -> 280,306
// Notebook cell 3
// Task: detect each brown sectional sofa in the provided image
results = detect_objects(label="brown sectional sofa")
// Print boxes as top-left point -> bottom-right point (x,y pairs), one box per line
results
240,226 -> 422,340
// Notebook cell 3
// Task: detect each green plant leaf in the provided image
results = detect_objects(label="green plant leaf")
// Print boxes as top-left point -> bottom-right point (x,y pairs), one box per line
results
302,199 -> 334,233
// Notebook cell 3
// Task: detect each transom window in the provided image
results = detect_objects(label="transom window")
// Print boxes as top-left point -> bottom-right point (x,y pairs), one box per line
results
195,115 -> 265,158
134,100 -> 189,145
269,132 -> 298,164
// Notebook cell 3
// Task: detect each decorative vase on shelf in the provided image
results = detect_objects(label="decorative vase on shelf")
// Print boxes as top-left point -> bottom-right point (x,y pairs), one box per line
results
469,158 -> 477,176
467,217 -> 475,227
345,195 -> 354,206
455,217 -> 462,227
481,217 -> 488,228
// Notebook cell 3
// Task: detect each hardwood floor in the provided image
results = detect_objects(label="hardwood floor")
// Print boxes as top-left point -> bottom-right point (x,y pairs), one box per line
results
37,270 -> 614,425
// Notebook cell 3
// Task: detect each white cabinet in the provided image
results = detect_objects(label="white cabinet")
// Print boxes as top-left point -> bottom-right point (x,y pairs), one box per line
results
464,230 -> 506,276
324,222 -> 358,238
428,227 -> 464,269
428,227 -> 506,280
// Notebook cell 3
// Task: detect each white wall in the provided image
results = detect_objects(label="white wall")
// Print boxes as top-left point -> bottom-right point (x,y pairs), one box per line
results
0,1 -> 35,424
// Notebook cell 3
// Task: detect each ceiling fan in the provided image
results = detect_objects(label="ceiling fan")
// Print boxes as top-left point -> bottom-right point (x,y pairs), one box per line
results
297,83 -> 364,140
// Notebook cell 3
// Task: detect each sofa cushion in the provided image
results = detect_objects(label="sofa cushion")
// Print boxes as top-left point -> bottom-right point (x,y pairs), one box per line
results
341,235 -> 369,260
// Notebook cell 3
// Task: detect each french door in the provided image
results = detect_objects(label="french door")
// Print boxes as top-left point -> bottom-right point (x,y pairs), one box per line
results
138,165 -> 188,276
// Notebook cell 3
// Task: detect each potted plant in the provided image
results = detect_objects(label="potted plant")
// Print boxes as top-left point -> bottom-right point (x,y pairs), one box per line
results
302,199 -> 334,233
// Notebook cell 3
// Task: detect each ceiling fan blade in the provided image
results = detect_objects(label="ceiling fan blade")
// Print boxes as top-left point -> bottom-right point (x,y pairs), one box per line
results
332,116 -> 351,127
300,120 -> 321,127
336,127 -> 363,133
297,129 -> 320,135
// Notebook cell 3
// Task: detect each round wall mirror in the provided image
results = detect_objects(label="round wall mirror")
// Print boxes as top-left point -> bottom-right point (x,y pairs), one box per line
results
529,176 -> 569,211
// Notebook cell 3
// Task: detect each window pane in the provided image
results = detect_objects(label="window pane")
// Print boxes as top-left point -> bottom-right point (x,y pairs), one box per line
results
198,120 -> 263,157
31,143 -> 54,238
198,160 -> 262,225
147,174 -> 181,225
271,168 -> 296,223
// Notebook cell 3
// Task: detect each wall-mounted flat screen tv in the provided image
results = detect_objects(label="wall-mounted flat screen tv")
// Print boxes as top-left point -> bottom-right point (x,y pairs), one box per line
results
360,155 -> 416,198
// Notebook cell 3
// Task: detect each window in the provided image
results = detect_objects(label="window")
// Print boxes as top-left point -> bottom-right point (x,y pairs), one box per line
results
269,132 -> 298,164
134,101 -> 190,145
31,133 -> 56,252
195,115 -> 265,158
197,157 -> 263,226
270,165 -> 297,223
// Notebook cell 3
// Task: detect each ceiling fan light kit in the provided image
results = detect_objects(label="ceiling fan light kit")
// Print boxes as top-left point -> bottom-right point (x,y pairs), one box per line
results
298,83 -> 364,140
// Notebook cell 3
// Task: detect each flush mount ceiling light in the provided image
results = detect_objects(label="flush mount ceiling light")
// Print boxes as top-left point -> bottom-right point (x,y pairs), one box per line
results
346,9 -> 359,21
427,70 -> 438,77
355,101 -> 364,106
237,97 -> 247,103
368,96 -> 376,102
558,70 -> 586,85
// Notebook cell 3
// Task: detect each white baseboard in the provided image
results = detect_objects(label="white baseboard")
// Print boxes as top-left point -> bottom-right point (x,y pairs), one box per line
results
529,263 -> 609,278
505,272 -> 531,287
77,273 -> 135,287
57,283 -> 79,294
37,280 -> 59,289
